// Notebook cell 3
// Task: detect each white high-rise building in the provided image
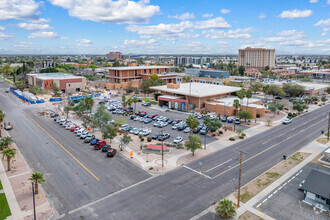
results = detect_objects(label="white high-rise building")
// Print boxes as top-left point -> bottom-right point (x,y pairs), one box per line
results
238,47 -> 275,69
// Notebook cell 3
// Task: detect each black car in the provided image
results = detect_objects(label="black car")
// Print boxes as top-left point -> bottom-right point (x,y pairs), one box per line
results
140,112 -> 147,117
152,133 -> 161,139
50,113 -> 59,118
102,145 -> 111,152
167,119 -> 174,124
130,115 -> 137,120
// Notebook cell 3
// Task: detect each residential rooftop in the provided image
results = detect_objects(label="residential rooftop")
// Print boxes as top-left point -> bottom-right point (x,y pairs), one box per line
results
150,82 -> 241,98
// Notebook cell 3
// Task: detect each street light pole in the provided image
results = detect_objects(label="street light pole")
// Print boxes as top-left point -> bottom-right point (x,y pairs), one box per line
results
236,150 -> 246,208
32,182 -> 36,220
204,133 -> 206,150
161,129 -> 164,169
328,112 -> 330,141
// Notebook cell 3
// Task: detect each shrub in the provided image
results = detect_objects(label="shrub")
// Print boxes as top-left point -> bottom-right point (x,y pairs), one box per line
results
140,137 -> 145,142
176,143 -> 184,149
239,136 -> 244,139
219,130 -> 223,134
241,133 -> 246,137
212,134 -> 216,137
256,113 -> 260,118
321,95 -> 327,102
147,137 -> 152,142
318,104 -> 322,106
292,113 -> 297,117
248,120 -> 251,122
229,137 -> 235,141
224,129 -> 227,131
288,112 -> 292,117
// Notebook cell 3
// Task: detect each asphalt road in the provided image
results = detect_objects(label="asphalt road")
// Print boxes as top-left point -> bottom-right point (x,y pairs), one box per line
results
1,82 -> 329,220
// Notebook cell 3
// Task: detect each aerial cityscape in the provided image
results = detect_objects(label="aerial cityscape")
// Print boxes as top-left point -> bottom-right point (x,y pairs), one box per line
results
0,0 -> 329,220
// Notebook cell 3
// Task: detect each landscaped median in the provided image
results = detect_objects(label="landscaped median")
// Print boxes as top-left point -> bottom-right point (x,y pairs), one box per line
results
141,97 -> 157,105
0,180 -> 12,220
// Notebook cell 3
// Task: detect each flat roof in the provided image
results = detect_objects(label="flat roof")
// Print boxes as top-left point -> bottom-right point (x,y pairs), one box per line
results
150,83 -> 241,98
159,95 -> 185,100
106,66 -> 170,71
28,73 -> 85,80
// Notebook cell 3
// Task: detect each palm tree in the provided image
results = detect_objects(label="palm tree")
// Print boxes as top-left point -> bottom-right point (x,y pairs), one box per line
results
1,148 -> 16,171
132,96 -> 139,113
245,89 -> 253,110
236,88 -> 246,107
84,97 -> 94,112
127,97 -> 133,108
0,109 -> 5,137
233,99 -> 240,116
0,136 -> 14,150
29,172 -> 45,194
215,199 -> 236,218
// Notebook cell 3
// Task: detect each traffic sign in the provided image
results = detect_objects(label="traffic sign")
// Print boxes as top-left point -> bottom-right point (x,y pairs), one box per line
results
130,151 -> 134,158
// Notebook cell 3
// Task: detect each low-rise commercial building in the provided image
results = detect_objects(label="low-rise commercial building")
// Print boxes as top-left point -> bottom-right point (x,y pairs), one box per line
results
27,73 -> 86,94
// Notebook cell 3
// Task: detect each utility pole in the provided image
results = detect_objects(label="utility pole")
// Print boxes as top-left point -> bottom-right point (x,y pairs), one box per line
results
236,150 -> 246,208
161,129 -> 164,169
328,112 -> 330,141
204,132 -> 207,150
32,182 -> 36,220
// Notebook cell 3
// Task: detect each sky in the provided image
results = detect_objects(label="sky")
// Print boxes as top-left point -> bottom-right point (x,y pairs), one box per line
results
0,0 -> 329,55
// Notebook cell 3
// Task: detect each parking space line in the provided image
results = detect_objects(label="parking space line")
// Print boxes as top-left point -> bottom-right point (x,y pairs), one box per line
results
24,112 -> 100,181
268,194 -> 273,199
182,165 -> 212,179
273,190 -> 278,194
256,203 -> 262,208
278,186 -> 282,190
262,198 -> 267,203
283,183 -> 287,187
205,159 -> 232,172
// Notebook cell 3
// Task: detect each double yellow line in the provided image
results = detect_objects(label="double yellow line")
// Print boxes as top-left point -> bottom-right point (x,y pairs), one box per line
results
25,112 -> 100,181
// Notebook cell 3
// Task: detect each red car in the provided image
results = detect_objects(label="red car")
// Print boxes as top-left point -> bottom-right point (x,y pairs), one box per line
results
107,148 -> 117,157
94,141 -> 106,150
70,126 -> 79,132
150,114 -> 158,118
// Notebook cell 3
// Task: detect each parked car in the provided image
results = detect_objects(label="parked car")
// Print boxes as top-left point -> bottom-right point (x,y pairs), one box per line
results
184,127 -> 191,133
142,102 -> 151,106
150,114 -> 158,119
199,127 -> 208,135
282,118 -> 292,125
130,115 -> 137,120
221,116 -> 227,122
144,118 -> 153,124
274,96 -> 283,100
94,141 -> 106,150
167,119 -> 174,124
298,180 -> 305,191
50,112 -> 58,118
152,133 -> 161,139
154,121 -> 161,127
157,133 -> 170,141
227,117 -> 233,123
84,134 -> 96,143
173,137 -> 183,144
235,118 -> 240,124
80,131 -> 90,139
102,145 -> 111,152
90,139 -> 100,145
172,124 -> 179,130
107,148 -> 117,157
70,126 -> 79,132
193,126 -> 202,133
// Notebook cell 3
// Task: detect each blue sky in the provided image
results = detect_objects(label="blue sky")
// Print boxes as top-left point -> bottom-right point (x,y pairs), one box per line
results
0,0 -> 329,55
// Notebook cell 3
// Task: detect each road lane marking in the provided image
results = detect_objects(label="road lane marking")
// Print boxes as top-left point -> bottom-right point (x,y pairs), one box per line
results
24,112 -> 100,181
211,120 -> 323,179
205,159 -> 232,172
268,194 -> 273,199
262,198 -> 267,203
182,165 -> 212,179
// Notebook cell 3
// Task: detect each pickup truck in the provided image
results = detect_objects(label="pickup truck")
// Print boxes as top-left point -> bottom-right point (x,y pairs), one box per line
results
4,122 -> 13,130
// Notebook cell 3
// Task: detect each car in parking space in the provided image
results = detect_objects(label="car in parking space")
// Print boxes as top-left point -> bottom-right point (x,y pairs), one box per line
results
158,122 -> 168,128
274,96 -> 283,100
150,114 -> 158,119
140,112 -> 147,117
184,127 -> 191,133
90,139 -> 100,145
172,119 -> 182,125
76,129 -> 85,136
193,125 -> 202,133
144,118 -> 153,124
173,137 -> 183,144
282,118 -> 292,125
135,111 -> 144,116
133,129 -> 142,135
139,117 -> 145,122
154,121 -> 160,127
102,144 -> 111,152
75,127 -> 83,134
152,116 -> 159,121
152,133 -> 161,139
221,116 -> 227,122
177,123 -> 187,131
235,118 -> 240,124
298,180 -> 305,191
71,126 -> 79,132
94,141 -> 106,150
197,115 -> 203,119
209,116 -> 215,120
139,129 -> 151,136
50,112 -> 59,118
121,126 -> 133,132
84,134 -> 96,143
199,127 -> 209,135
107,148 -> 117,157
130,115 -> 137,120
167,119 -> 174,124
129,128 -> 137,134
142,102 -> 151,107
134,116 -> 140,121
172,124 -> 179,130
227,117 -> 233,123
157,133 -> 170,141
80,131 -> 90,139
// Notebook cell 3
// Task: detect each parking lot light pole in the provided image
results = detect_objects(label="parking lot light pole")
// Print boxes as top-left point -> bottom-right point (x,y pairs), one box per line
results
204,133 -> 206,150
161,129 -> 164,169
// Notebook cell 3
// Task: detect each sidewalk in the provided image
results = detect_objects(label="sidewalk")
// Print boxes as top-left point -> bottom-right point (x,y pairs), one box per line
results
0,129 -> 54,220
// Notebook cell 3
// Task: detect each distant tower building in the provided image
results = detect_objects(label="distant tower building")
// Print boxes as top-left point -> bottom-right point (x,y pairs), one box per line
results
107,52 -> 123,60
238,47 -> 275,69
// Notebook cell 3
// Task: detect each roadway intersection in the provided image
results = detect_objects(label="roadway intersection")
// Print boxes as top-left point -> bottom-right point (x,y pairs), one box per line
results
0,82 -> 329,219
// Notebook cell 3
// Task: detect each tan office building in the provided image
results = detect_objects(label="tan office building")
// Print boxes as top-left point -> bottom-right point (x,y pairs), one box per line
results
238,47 -> 275,69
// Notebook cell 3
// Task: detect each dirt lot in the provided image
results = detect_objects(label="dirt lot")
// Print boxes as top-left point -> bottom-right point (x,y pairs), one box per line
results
239,211 -> 263,220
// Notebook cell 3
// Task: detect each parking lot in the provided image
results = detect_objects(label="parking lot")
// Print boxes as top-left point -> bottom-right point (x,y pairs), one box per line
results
256,162 -> 330,220
101,98 -> 249,145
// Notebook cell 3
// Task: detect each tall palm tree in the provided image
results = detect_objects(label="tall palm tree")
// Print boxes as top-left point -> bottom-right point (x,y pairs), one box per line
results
233,99 -> 240,116
0,109 -> 5,137
127,97 -> 133,108
29,172 -> 45,194
132,96 -> 139,113
236,88 -> 246,107
215,199 -> 236,218
245,89 -> 253,110
84,97 -> 94,113
0,136 -> 14,150
1,148 -> 16,171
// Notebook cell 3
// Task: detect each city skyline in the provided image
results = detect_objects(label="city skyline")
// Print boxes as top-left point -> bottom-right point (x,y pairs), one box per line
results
0,0 -> 329,55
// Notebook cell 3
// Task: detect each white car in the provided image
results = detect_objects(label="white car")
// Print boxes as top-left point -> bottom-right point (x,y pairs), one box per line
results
75,128 -> 84,134
134,117 -> 140,121
173,137 -> 183,144
282,118 -> 292,125
77,129 -> 86,136
80,132 -> 90,139
172,124 -> 179,130
65,124 -> 72,129
183,127 -> 191,133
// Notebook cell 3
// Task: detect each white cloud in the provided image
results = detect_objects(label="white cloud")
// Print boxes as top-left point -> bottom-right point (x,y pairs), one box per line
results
310,0 -> 318,3
279,9 -> 312,19
28,31 -> 58,39
48,0 -> 160,24
204,27 -> 254,39
17,23 -> 52,30
321,32 -> 327,36
216,41 -> 228,45
76,38 -> 93,47
202,13 -> 213,18
323,27 -> 330,31
60,36 -> 69,40
0,0 -> 40,21
0,32 -> 13,40
0,26 -> 5,31
169,12 -> 195,20
258,13 -> 266,19
314,19 -> 330,27
13,41 -> 33,48
220,9 -> 230,14
194,17 -> 231,29
328,0 -> 330,4
277,29 -> 305,37
122,39 -> 158,47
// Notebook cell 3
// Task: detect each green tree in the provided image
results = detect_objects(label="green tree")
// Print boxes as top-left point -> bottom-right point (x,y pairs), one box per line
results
90,118 -> 100,132
119,133 -> 132,151
293,102 -> 308,112
0,109 -> 5,137
127,97 -> 133,107
203,117 -> 222,132
132,96 -> 139,113
236,88 -> 246,106
15,81 -> 25,92
282,84 -> 305,97
245,89 -> 253,110
64,104 -> 71,119
1,148 -> 16,171
238,110 -> 253,122
268,103 -> 277,116
52,83 -> 60,96
233,99 -> 240,116
238,66 -> 245,76
250,81 -> 263,93
265,66 -> 270,71
263,85 -> 270,99
121,95 -> 126,105
321,95 -> 327,102
186,115 -> 199,134
268,84 -> 285,98
113,116 -> 127,127
0,136 -> 14,150
1,64 -> 13,78
29,172 -> 45,194
327,87 -> 330,94
215,199 -> 236,218
102,124 -> 117,143
185,135 -> 202,156
112,60 -> 120,67
94,104 -> 111,125
29,86 -> 39,95
84,97 -> 94,112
